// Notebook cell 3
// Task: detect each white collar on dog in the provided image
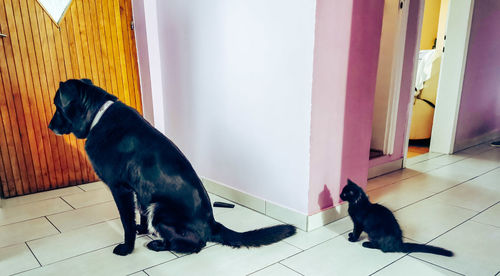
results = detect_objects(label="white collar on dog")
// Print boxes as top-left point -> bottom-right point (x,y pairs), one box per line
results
90,100 -> 114,131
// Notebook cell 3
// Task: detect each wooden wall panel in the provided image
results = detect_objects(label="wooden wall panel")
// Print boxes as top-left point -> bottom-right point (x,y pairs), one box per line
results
0,0 -> 142,197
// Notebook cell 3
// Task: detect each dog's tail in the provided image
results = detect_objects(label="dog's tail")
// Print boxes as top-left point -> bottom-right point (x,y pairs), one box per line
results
402,242 -> 453,257
209,221 -> 296,248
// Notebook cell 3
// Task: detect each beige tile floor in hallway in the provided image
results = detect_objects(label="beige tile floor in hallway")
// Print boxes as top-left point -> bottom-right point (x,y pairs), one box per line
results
0,142 -> 499,275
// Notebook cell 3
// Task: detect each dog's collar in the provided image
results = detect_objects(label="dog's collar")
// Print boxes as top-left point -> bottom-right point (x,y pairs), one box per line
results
90,100 -> 114,131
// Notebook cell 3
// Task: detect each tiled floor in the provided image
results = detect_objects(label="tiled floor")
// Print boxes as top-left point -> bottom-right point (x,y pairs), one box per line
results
0,143 -> 499,275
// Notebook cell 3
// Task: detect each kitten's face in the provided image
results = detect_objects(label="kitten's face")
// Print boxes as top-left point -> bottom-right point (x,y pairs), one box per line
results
340,180 -> 362,203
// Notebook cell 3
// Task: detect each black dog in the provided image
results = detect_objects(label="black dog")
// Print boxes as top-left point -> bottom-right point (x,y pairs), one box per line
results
48,79 -> 296,256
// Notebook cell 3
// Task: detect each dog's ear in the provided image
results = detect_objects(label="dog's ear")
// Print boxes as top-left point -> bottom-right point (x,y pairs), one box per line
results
58,80 -> 80,108
80,79 -> 93,85
347,179 -> 356,186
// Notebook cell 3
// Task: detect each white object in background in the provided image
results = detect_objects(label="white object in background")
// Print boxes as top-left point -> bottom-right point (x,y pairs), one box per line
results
415,49 -> 436,91
36,0 -> 72,24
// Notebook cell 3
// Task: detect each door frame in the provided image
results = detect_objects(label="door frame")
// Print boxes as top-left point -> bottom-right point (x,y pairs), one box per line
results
403,0 -> 475,164
429,0 -> 475,154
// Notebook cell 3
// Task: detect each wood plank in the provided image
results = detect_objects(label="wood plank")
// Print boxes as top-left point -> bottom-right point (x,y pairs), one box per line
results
62,2 -> 90,183
3,0 -> 38,194
104,0 -> 125,101
0,59 -> 18,197
58,4 -> 84,185
37,2 -> 71,188
28,0 -> 63,189
34,0 -> 68,188
81,0 -> 101,86
112,0 -> 130,105
17,0 -> 54,191
92,0 -> 111,91
97,0 -> 118,96
123,0 -> 142,113
49,10 -> 79,187
119,0 -> 136,109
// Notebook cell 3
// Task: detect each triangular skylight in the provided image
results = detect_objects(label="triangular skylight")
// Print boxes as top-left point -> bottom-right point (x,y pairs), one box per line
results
37,0 -> 73,25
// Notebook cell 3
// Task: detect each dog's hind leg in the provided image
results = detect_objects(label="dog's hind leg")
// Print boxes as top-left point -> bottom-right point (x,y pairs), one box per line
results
110,186 -> 137,256
147,224 -> 206,254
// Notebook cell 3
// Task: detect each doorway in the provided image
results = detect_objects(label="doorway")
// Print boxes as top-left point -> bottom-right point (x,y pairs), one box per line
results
406,0 -> 448,158
370,0 -> 409,160
406,0 -> 475,158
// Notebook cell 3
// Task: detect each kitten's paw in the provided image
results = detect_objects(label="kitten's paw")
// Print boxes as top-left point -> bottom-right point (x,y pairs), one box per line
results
348,232 -> 358,242
113,243 -> 134,256
136,224 -> 149,235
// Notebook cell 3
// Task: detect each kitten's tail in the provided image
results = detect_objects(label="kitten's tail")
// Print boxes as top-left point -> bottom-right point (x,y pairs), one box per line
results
402,242 -> 453,257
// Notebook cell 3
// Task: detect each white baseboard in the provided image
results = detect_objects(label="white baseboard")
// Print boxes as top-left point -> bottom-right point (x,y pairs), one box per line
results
201,177 -> 348,231
453,130 -> 500,153
368,159 -> 403,179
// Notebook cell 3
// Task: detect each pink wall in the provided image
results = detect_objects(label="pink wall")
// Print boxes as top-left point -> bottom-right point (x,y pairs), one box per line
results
308,0 -> 384,214
369,0 -> 424,168
454,0 -> 500,149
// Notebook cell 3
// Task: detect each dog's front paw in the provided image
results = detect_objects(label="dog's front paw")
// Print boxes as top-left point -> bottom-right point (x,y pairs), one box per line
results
113,243 -> 134,256
136,224 -> 149,235
348,232 -> 358,242
147,240 -> 167,252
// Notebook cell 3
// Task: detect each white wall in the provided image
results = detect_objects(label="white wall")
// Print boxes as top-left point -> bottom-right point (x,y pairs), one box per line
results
150,0 -> 316,214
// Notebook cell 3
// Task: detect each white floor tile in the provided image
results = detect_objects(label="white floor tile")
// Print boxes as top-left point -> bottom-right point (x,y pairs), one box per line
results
146,242 -> 300,276
0,198 -> 72,226
0,243 -> 40,275
47,201 -> 119,232
214,205 -> 283,232
373,256 -> 461,276
27,219 -> 125,265
77,181 -> 107,191
282,233 -> 404,276
0,187 -> 83,208
0,218 -> 58,248
412,221 -> 500,276
367,175 -> 444,211
367,169 -> 421,192
285,217 -> 352,250
472,202 -> 500,228
394,199 -> 477,243
18,237 -> 176,276
406,152 -> 443,166
464,167 -> 500,192
249,263 -> 302,276
61,188 -> 114,209
429,181 -> 500,212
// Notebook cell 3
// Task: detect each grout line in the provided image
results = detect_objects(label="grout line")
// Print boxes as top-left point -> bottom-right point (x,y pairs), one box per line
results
408,255 -> 466,276
59,196 -> 76,210
144,270 -> 150,276
247,262 -> 285,276
279,263 -> 305,276
25,242 -> 42,267
44,216 -> 62,234
390,166 -> 500,213
423,200 -> 500,246
367,255 -> 408,276
76,185 -> 87,192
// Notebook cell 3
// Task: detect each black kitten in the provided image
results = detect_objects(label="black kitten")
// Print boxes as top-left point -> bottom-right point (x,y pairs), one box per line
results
340,179 -> 453,257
